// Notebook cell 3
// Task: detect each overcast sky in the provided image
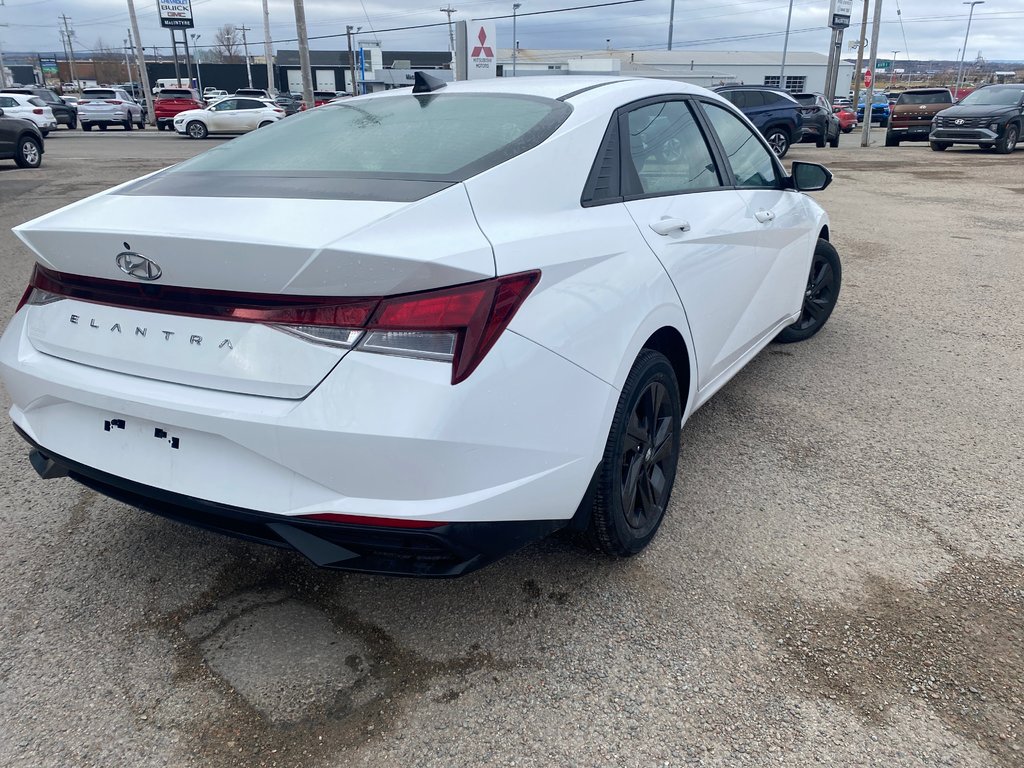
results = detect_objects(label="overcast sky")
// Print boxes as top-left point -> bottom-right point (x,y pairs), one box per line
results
2,0 -> 1022,64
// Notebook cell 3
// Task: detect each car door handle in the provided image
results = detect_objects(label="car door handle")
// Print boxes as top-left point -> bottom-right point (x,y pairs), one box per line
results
754,210 -> 775,224
649,217 -> 691,236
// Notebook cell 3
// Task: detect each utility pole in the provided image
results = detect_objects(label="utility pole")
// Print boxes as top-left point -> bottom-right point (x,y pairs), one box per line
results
123,39 -> 132,84
58,26 -> 70,85
60,15 -> 82,92
512,3 -> 521,76
346,25 -> 359,96
860,0 -> 883,147
238,25 -> 253,87
780,0 -> 795,87
191,33 -> 202,93
262,0 -> 275,94
440,5 -> 457,60
293,0 -> 315,108
126,0 -> 155,125
667,0 -> 675,50
850,0 -> 871,111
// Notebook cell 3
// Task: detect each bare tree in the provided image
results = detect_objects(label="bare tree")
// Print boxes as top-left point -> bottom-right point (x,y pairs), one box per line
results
92,38 -> 126,84
212,24 -> 242,64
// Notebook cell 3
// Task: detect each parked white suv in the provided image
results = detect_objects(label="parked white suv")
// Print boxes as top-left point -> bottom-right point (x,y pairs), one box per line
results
78,87 -> 145,131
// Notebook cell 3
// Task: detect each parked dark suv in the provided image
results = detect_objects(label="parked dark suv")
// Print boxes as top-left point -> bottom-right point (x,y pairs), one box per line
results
0,108 -> 45,168
714,85 -> 803,157
0,87 -> 77,129
791,92 -> 841,147
930,83 -> 1024,154
886,88 -> 953,146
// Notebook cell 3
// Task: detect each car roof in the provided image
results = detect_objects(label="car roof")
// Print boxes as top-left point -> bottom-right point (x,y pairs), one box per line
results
376,76 -> 711,101
978,83 -> 1024,89
900,88 -> 951,93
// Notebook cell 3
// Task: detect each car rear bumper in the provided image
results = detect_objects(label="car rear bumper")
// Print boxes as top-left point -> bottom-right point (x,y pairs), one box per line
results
19,428 -> 566,577
0,307 -> 614,529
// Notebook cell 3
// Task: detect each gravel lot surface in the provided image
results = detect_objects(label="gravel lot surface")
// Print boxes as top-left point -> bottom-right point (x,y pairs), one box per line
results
0,129 -> 1021,768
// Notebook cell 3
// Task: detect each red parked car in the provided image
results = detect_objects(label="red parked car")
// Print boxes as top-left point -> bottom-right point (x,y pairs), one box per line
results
154,88 -> 204,131
833,105 -> 858,133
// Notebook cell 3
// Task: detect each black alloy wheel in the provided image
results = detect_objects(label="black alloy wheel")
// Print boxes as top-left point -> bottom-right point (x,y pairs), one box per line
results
589,350 -> 681,556
776,238 -> 842,344
930,141 -> 949,151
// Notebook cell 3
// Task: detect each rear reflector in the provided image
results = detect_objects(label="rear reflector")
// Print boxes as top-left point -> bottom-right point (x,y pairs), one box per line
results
301,512 -> 445,529
20,265 -> 540,384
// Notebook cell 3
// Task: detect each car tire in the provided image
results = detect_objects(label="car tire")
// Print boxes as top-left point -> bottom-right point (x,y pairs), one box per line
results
775,238 -> 841,344
995,124 -> 1018,154
257,120 -> 274,129
885,132 -> 899,147
186,121 -> 208,140
765,128 -> 790,158
124,118 -> 133,131
14,136 -> 42,169
829,130 -> 840,148
41,129 -> 49,137
137,117 -> 146,130
815,133 -> 827,148
68,118 -> 77,130
588,349 -> 681,557
98,124 -> 108,131
930,141 -> 949,151
81,123 -> 92,131
841,125 -> 853,134
979,143 -> 994,150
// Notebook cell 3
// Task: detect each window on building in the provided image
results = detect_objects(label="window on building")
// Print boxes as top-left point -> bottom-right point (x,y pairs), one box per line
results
784,76 -> 806,92
763,76 -> 781,88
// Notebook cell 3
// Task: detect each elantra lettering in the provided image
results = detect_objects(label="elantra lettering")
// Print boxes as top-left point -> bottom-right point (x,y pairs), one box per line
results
69,314 -> 232,350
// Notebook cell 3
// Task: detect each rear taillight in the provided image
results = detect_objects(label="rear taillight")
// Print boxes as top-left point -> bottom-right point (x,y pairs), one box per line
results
106,100 -> 123,105
32,108 -> 44,115
19,265 -> 540,384
300,512 -> 444,529
272,108 -> 285,114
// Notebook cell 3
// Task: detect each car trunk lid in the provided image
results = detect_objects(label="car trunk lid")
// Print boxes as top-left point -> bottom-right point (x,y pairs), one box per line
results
14,184 -> 494,398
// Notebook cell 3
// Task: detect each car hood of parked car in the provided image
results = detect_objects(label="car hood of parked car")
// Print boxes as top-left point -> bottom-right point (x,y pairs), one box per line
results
936,103 -> 1021,118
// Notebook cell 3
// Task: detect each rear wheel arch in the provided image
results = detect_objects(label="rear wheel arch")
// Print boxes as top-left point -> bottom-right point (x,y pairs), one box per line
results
640,326 -> 692,418
818,225 -> 830,242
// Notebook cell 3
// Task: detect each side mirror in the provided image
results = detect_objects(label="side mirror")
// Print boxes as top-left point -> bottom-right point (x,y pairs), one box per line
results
790,162 -> 832,192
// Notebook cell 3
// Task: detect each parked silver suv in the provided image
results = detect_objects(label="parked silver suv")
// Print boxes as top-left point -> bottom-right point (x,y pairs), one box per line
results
78,87 -> 146,131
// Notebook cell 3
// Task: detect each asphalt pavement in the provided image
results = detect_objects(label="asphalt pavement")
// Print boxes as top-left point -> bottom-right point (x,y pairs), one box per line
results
0,128 -> 1021,768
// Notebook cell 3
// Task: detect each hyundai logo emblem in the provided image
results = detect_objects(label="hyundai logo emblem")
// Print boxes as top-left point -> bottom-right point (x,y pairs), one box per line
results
954,118 -> 965,125
115,243 -> 162,281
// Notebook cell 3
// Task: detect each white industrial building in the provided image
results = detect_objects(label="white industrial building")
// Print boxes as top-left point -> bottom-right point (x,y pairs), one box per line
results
497,49 -> 856,97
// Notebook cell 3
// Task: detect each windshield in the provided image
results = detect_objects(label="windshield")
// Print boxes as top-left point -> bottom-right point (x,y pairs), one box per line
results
171,93 -> 571,180
897,91 -> 952,105
959,88 -> 1024,106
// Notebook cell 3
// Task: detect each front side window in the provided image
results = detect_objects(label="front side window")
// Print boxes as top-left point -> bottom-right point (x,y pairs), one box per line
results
0,96 -> 16,108
624,100 -> 720,196
212,100 -> 239,111
702,102 -> 778,189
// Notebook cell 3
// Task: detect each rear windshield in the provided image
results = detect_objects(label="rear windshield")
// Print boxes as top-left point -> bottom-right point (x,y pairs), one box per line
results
83,90 -> 117,99
897,91 -> 952,105
159,90 -> 194,99
171,93 -> 571,179
959,88 -> 1024,106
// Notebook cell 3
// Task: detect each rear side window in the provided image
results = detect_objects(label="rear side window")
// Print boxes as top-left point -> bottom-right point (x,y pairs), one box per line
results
624,101 -> 720,196
28,97 -> 47,107
702,102 -> 778,189
171,93 -> 571,179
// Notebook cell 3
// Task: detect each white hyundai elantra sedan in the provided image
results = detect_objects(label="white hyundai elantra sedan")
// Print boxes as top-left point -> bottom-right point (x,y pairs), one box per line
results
0,75 -> 840,577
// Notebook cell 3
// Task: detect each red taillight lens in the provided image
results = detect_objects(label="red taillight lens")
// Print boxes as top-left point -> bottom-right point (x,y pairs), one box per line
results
21,265 -> 539,384
106,100 -> 123,105
32,108 -> 44,115
367,271 -> 539,383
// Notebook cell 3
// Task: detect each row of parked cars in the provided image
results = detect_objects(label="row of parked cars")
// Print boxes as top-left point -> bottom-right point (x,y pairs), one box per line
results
713,85 -> 842,158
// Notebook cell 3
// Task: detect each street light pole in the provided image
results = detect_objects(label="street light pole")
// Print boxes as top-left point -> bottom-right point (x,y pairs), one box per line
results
191,33 -> 202,94
512,3 -> 521,77
262,0 -> 275,94
954,1 -> 984,98
890,49 -> 899,85
667,0 -> 675,50
780,0 -> 795,88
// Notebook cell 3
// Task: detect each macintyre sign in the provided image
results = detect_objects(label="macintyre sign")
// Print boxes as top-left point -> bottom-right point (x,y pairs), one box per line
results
157,0 -> 194,29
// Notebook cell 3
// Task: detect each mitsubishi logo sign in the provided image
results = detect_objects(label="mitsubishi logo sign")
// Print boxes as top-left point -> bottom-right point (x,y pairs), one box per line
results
458,19 -> 497,80
471,27 -> 494,58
